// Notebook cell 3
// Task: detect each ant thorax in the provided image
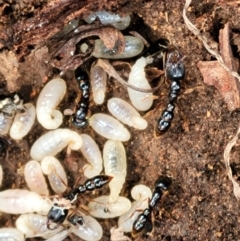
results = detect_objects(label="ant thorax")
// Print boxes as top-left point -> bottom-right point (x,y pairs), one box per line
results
52,196 -> 75,211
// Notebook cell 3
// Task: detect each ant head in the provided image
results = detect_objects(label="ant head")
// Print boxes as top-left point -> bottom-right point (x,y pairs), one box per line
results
154,176 -> 172,191
46,204 -> 69,230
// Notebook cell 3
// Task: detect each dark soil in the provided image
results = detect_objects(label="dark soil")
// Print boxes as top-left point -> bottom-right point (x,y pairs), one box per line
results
1,0 -> 240,241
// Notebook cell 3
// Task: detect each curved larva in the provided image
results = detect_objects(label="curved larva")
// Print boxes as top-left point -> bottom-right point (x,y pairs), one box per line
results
93,36 -> 144,59
84,11 -> 130,30
118,184 -> 152,232
103,140 -> 126,203
30,128 -> 83,161
72,211 -> 103,241
0,228 -> 24,241
127,57 -> 153,111
107,98 -> 148,130
9,103 -> 36,140
80,134 -> 103,178
0,113 -> 13,135
90,65 -> 107,105
88,195 -> 131,218
16,214 -> 63,239
41,156 -> 68,194
0,189 -> 51,215
36,78 -> 66,130
0,165 -> 2,187
24,160 -> 49,195
89,114 -> 130,141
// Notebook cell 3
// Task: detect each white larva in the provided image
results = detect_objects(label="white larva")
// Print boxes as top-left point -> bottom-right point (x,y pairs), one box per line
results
15,214 -> 63,239
93,36 -> 144,59
107,97 -> 148,130
41,156 -> 68,194
24,160 -> 49,195
36,78 -> 66,130
0,164 -> 2,187
118,184 -> 152,232
0,228 -> 24,241
0,113 -> 13,135
127,57 -> 153,111
0,189 -> 51,215
88,195 -> 131,218
30,128 -> 83,161
103,140 -> 127,203
84,11 -> 131,30
80,134 -> 103,178
89,113 -> 130,141
45,230 -> 70,241
72,211 -> 103,241
90,64 -> 107,105
9,103 -> 36,140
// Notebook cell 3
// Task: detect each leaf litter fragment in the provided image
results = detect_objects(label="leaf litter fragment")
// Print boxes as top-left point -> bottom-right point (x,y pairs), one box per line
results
197,23 -> 240,111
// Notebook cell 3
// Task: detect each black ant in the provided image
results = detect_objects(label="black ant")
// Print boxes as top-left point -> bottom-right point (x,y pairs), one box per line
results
132,176 -> 172,239
72,67 -> 90,128
156,50 -> 185,135
46,175 -> 112,229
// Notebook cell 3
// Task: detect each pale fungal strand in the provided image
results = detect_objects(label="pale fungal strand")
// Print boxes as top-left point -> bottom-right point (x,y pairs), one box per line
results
36,78 -> 66,130
84,11 -> 131,30
0,189 -> 51,215
80,134 -> 103,178
30,128 -> 83,161
72,211 -> 103,241
41,156 -> 68,194
0,228 -> 24,241
128,57 -> 153,111
0,113 -> 12,135
16,214 -> 63,239
90,64 -> 107,105
0,165 -> 2,187
24,160 -> 49,195
103,140 -> 127,203
118,184 -> 152,232
10,103 -> 36,140
93,36 -> 144,59
88,195 -> 131,218
89,113 -> 130,141
108,98 -> 148,130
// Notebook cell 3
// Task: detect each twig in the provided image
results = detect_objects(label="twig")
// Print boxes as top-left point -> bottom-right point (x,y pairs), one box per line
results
223,127 -> 240,200
183,0 -> 240,83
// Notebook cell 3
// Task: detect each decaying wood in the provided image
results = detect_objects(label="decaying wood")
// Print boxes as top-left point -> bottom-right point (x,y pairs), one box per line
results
197,23 -> 240,111
0,0 -> 92,59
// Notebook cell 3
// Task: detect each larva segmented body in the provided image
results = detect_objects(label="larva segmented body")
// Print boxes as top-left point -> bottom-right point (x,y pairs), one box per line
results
80,134 -> 103,178
90,65 -> 107,105
10,103 -> 36,140
24,160 -> 49,195
93,36 -> 144,59
89,113 -> 130,141
103,140 -> 127,203
36,78 -> 66,130
0,189 -> 51,215
41,156 -> 68,194
107,97 -> 148,130
30,128 -> 83,161
88,195 -> 131,218
0,228 -> 24,241
16,214 -> 63,239
128,57 -> 153,111
71,211 -> 103,241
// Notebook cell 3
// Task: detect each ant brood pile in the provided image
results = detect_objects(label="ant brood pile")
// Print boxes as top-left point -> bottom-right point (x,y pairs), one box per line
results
0,9 -> 184,241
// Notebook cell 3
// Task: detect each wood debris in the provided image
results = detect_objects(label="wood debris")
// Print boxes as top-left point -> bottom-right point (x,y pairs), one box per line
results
197,23 -> 240,111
